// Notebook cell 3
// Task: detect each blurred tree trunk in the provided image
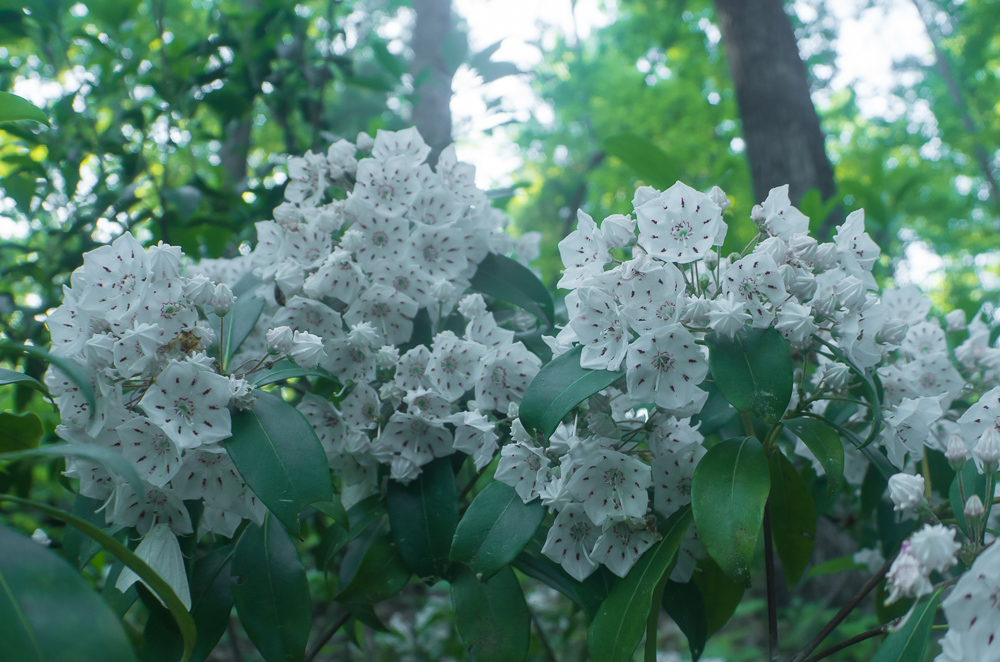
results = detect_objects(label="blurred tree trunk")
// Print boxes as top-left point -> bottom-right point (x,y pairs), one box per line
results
713,0 -> 841,231
410,0 -> 455,165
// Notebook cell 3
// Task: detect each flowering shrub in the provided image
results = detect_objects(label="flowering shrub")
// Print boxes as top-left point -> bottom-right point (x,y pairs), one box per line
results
3,130 -> 1000,662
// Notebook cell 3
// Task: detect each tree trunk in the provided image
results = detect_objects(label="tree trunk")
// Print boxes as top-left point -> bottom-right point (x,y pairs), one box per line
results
713,0 -> 840,231
410,0 -> 455,165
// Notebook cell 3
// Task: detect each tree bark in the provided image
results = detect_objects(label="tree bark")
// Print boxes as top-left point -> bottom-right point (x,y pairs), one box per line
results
713,0 -> 840,230
410,0 -> 455,165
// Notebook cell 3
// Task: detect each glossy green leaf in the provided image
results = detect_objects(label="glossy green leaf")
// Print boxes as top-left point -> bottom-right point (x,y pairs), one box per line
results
782,417 -> 845,497
469,253 -> 554,329
0,342 -> 94,418
387,457 -> 459,580
0,91 -> 48,124
215,288 -> 265,372
232,516 -> 311,662
142,545 -> 236,662
0,495 -> 196,661
227,391 -> 333,535
312,498 -> 349,530
512,537 -> 614,622
603,134 -> 677,189
662,579 -> 707,661
334,536 -> 410,604
0,443 -> 144,499
62,495 -> 105,569
767,449 -> 816,588
588,507 -> 692,662
0,524 -> 136,662
0,411 -> 43,452
451,565 -> 530,662
950,461 -> 991,539
813,415 -> 895,480
871,589 -> 942,662
691,437 -> 770,587
450,481 -> 545,581
692,555 -> 745,638
251,360 -> 335,387
706,327 -> 793,424
518,345 -> 624,439
0,368 -> 50,400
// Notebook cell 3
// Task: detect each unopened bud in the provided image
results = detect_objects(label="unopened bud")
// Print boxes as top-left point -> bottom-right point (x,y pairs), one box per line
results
944,309 -> 967,332
704,249 -> 719,270
946,435 -> 969,470
888,473 -> 926,512
974,427 -> 1000,471
211,283 -> 235,316
965,495 -> 985,521
266,326 -> 294,355
814,242 -> 839,270
879,318 -> 909,346
708,185 -> 731,212
355,131 -> 374,151
750,204 -> 767,229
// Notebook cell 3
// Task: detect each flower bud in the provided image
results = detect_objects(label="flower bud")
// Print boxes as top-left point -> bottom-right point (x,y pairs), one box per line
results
290,331 -> 326,370
185,274 -> 216,307
788,234 -> 818,265
888,473 -> 926,512
965,494 -> 985,520
757,236 -> 788,264
909,523 -> 960,573
274,261 -> 304,297
946,434 -> 969,470
507,401 -> 520,418
348,321 -> 380,347
211,283 -> 235,316
432,279 -> 456,303
704,249 -> 719,270
814,242 -> 839,270
878,318 -> 909,346
266,326 -> 294,355
228,376 -> 256,410
836,275 -> 867,310
820,361 -> 851,391
376,345 -> 400,369
600,214 -> 636,248
944,309 -> 967,332
974,427 -> 1000,472
340,228 -> 366,252
458,294 -> 488,320
708,185 -> 731,212
273,202 -> 302,231
355,131 -> 374,151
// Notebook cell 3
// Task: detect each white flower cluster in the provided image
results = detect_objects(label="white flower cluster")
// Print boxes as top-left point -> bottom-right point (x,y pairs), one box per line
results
240,128 -> 542,501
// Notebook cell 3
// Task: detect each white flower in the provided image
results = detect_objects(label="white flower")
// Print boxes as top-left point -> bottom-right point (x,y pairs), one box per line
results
450,411 -> 499,471
117,417 -> 183,487
557,210 -> 612,289
940,540 -> 1000,659
900,321 -> 946,357
115,524 -> 192,610
426,332 -> 487,401
881,397 -> 944,468
395,346 -> 431,392
909,524 -> 960,574
458,294 -> 488,320
884,542 -> 932,605
775,301 -> 818,345
474,343 -> 542,412
290,331 -> 326,370
760,185 -> 809,240
371,127 -> 431,166
495,439 -> 551,503
566,449 -> 651,526
721,253 -> 787,328
378,411 -> 452,468
139,360 -> 232,449
344,284 -> 418,346
541,504 -> 600,581
352,155 -> 422,217
887,473 -> 926,512
172,449 -> 245,512
615,261 -> 686,334
945,309 -> 967,332
591,518 -> 657,578
651,444 -> 705,518
625,324 -> 708,413
635,181 -> 724,263
569,287 -> 630,371
266,326 -> 294,355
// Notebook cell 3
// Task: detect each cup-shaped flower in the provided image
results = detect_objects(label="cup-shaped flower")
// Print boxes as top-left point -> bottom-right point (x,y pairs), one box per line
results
139,360 -> 233,449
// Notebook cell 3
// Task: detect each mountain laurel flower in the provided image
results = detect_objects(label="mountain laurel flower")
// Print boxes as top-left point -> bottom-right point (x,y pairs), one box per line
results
115,524 -> 191,611
625,324 -> 708,413
878,318 -> 909,346
909,524 -> 960,573
184,274 -> 216,307
946,434 -> 969,470
974,427 -> 1000,472
939,541 -> 1000,661
139,359 -> 233,449
884,542 -> 932,605
707,292 -> 751,339
266,326 -> 294,355
290,331 -> 326,369
566,449 -> 652,526
541,504 -> 600,581
635,181 -> 724,264
888,473 -> 926,512
211,283 -> 235,316
228,376 -> 256,410
775,301 -> 818,346
707,185 -> 730,212
965,495 -> 985,521
945,309 -> 967,332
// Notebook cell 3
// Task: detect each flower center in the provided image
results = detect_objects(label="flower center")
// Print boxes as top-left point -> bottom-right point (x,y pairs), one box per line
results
174,397 -> 196,422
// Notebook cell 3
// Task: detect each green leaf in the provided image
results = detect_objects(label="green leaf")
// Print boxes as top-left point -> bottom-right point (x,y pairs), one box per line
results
950,461 -> 991,539
807,555 -> 866,579
691,437 -> 770,587
469,253 -> 554,329
212,287 -> 265,372
334,536 -> 410,604
227,391 -> 333,535
812,336 -> 883,447
312,498 -> 349,530
451,565 -> 530,662
386,457 -> 459,580
512,536 -> 613,622
587,507 -> 692,662
142,545 -> 236,662
767,449 -> 816,588
0,368 -> 51,401
251,360 -> 335,387
706,327 -> 793,424
812,415 -> 895,480
662,580 -> 707,661
450,481 -> 545,581
0,91 -> 48,124
0,495 -> 196,662
0,411 -> 43,452
231,516 -> 311,662
0,524 -> 136,662
0,442 -> 144,497
782,417 -> 845,497
602,134 -> 677,189
162,186 -> 203,221
0,342 -> 95,419
518,345 -> 624,439
870,589 -> 942,662
62,495 -> 105,569
691,555 -> 744,638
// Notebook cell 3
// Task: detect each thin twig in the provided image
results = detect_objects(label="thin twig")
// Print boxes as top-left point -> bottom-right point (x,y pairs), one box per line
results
788,554 -> 896,662
802,622 -> 892,662
305,611 -> 352,662
763,502 -> 779,661
531,610 -> 559,662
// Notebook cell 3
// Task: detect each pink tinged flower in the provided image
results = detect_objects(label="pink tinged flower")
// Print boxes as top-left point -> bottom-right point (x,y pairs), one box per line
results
652,444 -> 706,518
569,287 -> 630,371
721,253 -> 787,328
474,342 -> 542,412
707,292 -> 751,339
625,324 -> 708,413
616,262 -> 686,334
760,185 -> 809,240
940,540 -> 1000,659
591,518 -> 657,578
427,331 -> 487,400
371,127 -> 432,166
635,181 -> 723,264
351,208 -> 409,270
557,210 -> 612,289
884,543 -> 932,605
117,417 -> 182,487
908,524 -> 960,574
340,384 -> 381,431
352,155 -> 422,217
495,440 -> 551,503
109,482 -> 193,536
541,504 -> 600,581
114,524 -> 191,610
303,249 -> 365,304
566,449 -> 651,526
344,284 -> 418,346
139,360 -> 232,449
